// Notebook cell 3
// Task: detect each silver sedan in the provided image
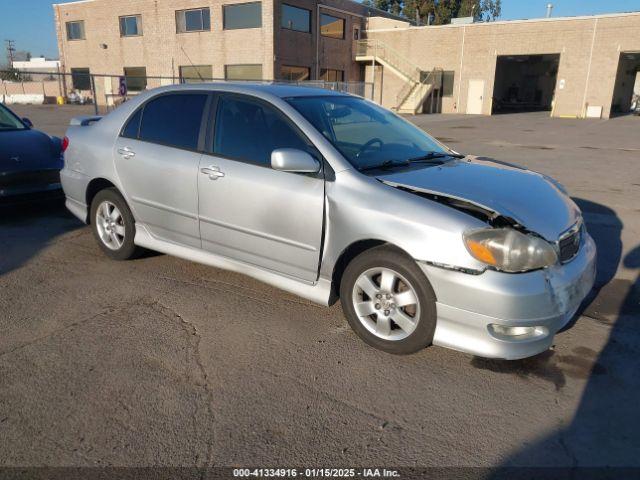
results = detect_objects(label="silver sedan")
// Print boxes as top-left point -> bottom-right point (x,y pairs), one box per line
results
60,84 -> 596,359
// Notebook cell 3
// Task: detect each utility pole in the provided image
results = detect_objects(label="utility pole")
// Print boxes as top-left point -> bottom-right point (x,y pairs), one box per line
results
5,39 -> 16,67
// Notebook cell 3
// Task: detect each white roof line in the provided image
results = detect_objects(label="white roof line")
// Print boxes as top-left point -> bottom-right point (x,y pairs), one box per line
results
366,10 -> 640,33
53,0 -> 95,6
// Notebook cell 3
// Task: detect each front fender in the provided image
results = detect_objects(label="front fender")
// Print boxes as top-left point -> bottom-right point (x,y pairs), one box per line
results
319,171 -> 488,279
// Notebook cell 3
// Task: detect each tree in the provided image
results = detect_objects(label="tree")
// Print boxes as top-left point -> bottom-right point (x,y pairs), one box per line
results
397,0 -> 501,25
13,50 -> 32,62
403,0 -> 435,24
479,0 -> 501,21
371,0 -> 403,15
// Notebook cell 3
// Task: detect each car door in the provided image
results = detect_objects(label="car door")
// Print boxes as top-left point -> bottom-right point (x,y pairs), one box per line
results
198,93 -> 325,282
114,92 -> 210,248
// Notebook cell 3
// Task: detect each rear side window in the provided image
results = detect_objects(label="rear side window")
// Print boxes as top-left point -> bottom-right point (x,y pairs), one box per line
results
214,95 -> 309,166
139,94 -> 208,150
121,108 -> 142,139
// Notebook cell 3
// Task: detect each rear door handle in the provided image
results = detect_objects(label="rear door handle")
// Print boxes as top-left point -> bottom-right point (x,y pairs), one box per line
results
118,147 -> 135,159
200,165 -> 225,180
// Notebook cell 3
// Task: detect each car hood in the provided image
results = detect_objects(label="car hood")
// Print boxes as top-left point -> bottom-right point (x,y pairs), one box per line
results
377,156 -> 581,241
0,129 -> 60,172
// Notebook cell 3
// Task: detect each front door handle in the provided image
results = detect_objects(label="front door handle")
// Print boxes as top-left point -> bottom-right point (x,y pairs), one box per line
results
200,165 -> 225,180
117,147 -> 136,159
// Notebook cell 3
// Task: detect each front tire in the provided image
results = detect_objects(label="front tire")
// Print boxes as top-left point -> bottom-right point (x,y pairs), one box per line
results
90,188 -> 141,261
340,246 -> 437,354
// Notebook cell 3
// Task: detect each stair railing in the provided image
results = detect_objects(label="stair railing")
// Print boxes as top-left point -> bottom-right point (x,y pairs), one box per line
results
396,67 -> 442,110
355,39 -> 421,84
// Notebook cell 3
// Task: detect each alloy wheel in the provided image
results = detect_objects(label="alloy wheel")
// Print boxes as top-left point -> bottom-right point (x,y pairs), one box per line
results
351,267 -> 421,341
95,200 -> 125,251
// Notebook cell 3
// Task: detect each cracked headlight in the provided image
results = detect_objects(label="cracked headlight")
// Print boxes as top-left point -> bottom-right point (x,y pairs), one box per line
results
463,228 -> 558,273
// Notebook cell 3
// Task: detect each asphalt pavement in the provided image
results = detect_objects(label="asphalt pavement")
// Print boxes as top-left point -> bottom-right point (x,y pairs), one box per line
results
1,105 -> 639,470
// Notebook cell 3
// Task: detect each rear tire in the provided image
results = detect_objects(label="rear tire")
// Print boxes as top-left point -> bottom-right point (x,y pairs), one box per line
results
340,245 -> 437,354
90,188 -> 142,261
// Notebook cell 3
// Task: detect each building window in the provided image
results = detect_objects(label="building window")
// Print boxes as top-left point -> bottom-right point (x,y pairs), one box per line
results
353,27 -> 360,40
281,4 -> 311,33
176,7 -> 211,33
180,65 -> 213,83
70,68 -> 90,90
225,64 -> 263,80
441,71 -> 455,96
281,65 -> 310,81
320,69 -> 344,82
120,15 -> 143,36
66,21 -> 85,40
224,2 -> 262,30
320,13 -> 344,39
123,67 -> 147,91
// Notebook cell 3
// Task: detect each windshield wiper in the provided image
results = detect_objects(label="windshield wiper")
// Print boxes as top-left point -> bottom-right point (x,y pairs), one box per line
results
357,159 -> 410,172
357,151 -> 465,172
407,151 -> 466,163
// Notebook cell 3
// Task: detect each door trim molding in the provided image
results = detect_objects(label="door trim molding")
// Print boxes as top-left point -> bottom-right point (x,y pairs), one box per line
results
199,214 -> 318,252
131,196 -> 198,220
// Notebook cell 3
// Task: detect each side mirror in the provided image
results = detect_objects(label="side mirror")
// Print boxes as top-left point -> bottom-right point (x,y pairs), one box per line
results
271,148 -> 320,173
22,118 -> 33,128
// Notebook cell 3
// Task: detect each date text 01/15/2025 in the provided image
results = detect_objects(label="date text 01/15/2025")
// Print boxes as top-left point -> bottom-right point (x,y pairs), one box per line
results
232,468 -> 400,478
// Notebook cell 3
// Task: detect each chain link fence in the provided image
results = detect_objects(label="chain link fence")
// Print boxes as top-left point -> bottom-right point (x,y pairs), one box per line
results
1,70 -> 373,115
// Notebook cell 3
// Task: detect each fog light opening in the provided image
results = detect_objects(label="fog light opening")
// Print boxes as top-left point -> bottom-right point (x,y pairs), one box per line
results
489,324 -> 548,340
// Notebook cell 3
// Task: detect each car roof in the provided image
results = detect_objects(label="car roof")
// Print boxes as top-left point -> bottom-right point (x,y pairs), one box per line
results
153,82 -> 351,99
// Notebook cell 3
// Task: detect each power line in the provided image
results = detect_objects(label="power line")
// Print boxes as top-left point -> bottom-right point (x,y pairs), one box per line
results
5,39 -> 16,66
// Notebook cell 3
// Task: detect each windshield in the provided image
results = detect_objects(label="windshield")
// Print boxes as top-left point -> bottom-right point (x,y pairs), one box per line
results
286,95 -> 451,170
0,104 -> 26,131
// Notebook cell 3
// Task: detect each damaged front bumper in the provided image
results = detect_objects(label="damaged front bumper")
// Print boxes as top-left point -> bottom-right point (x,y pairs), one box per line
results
419,232 -> 597,360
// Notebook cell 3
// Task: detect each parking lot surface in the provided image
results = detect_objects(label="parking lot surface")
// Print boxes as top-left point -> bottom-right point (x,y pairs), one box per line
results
1,105 -> 639,468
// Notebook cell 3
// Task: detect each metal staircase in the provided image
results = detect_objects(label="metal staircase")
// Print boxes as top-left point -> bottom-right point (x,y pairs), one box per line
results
355,39 -> 441,114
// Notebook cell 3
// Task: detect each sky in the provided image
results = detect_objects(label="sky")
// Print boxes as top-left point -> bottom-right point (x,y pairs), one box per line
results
1,0 -> 640,60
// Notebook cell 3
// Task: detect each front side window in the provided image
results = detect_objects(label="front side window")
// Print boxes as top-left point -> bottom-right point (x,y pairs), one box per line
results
225,64 -> 263,80
320,69 -> 344,82
176,8 -> 211,33
123,67 -> 147,91
139,94 -> 208,150
224,2 -> 262,29
281,65 -> 310,81
66,21 -> 85,40
287,96 -> 447,170
70,68 -> 91,90
320,13 -> 344,39
180,65 -> 213,83
0,104 -> 26,131
214,95 -> 310,167
120,15 -> 143,36
281,4 -> 311,33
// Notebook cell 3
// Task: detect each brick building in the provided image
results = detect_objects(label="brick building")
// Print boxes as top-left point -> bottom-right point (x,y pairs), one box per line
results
53,0 -> 403,105
54,0 -> 640,118
361,12 -> 640,118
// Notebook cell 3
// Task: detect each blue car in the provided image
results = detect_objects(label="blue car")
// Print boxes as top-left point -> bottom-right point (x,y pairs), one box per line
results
0,103 -> 63,200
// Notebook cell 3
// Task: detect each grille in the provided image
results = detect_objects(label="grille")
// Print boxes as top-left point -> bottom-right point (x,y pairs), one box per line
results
558,226 -> 581,263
